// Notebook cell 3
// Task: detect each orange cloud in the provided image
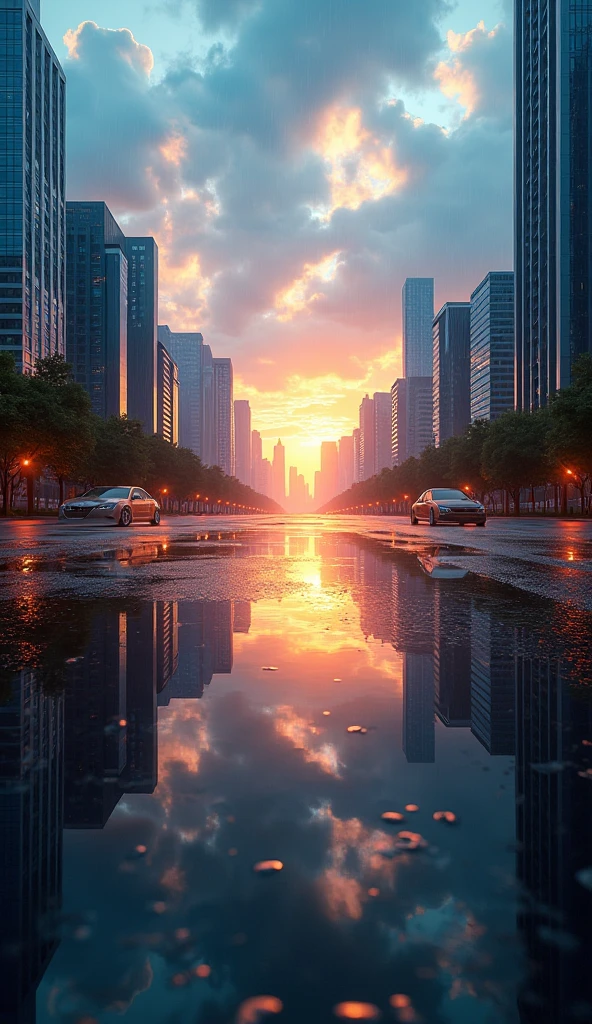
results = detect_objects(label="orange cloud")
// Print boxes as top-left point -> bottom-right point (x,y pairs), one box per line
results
434,21 -> 501,118
314,106 -> 406,218
274,251 -> 343,321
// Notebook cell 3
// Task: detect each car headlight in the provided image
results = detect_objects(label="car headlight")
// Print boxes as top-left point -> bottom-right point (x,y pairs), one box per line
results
437,505 -> 451,513
96,502 -> 117,510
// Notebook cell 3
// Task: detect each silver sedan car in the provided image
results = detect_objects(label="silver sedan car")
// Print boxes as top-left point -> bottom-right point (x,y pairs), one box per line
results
59,486 -> 161,526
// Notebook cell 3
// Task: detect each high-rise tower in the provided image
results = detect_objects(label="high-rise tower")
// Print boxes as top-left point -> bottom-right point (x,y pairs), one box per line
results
0,0 -> 66,371
234,400 -> 252,485
515,1 -> 592,409
402,278 -> 434,378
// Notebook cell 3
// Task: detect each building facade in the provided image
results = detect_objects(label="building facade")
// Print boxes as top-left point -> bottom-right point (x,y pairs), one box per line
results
402,277 -> 434,378
157,340 -> 179,446
272,439 -> 285,504
353,428 -> 361,483
126,238 -> 158,434
66,203 -> 128,418
158,326 -> 203,457
251,429 -> 263,492
0,0 -> 66,372
359,395 -> 375,481
470,271 -> 515,422
338,434 -> 355,493
406,376 -> 433,458
391,378 -> 406,467
234,399 -> 251,485
213,357 -> 234,475
374,392 -> 392,474
432,302 -> 471,447
319,440 -> 339,505
515,0 -> 592,410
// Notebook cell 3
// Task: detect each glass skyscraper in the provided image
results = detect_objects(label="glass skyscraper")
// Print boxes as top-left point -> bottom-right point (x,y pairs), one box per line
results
126,237 -> 158,434
0,0 -> 66,371
470,271 -> 515,422
158,326 -> 204,456
515,1 -> 592,410
432,302 -> 471,448
402,277 -> 434,378
66,202 -> 128,418
213,357 -> 234,476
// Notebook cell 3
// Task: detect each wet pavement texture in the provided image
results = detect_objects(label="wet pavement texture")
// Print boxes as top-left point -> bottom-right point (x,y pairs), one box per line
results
0,520 -> 591,1024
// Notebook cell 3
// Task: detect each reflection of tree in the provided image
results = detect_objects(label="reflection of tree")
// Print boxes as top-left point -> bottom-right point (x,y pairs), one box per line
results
0,597 -> 94,702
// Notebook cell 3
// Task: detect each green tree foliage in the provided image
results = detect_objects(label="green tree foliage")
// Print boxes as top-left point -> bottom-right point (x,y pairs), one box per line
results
0,353 -> 28,515
33,354 -> 95,505
548,354 -> 592,512
84,415 -> 151,486
481,410 -> 551,515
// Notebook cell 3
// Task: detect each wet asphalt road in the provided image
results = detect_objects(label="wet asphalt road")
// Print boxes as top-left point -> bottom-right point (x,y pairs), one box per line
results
0,514 -> 591,609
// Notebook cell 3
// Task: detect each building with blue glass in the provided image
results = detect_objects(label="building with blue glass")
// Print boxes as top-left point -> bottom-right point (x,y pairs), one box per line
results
402,277 -> 434,378
66,202 -> 128,418
470,272 -> 515,422
432,302 -> 471,448
126,237 -> 158,434
158,325 -> 204,456
0,0 -> 66,371
515,1 -> 592,410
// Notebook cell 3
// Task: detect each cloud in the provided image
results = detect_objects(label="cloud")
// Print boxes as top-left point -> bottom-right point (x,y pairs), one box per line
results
62,5 -> 513,481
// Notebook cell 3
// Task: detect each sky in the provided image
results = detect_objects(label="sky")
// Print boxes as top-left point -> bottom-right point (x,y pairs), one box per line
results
43,0 -> 513,485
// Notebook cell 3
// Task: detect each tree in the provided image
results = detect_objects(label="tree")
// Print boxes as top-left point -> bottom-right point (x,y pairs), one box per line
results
84,416 -> 150,486
482,410 -> 552,515
33,354 -> 95,506
449,420 -> 492,501
0,354 -> 28,515
548,354 -> 592,513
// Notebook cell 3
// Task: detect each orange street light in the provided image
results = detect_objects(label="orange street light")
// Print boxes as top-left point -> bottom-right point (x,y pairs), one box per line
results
162,488 -> 168,494
23,458 -> 30,467
566,469 -> 573,476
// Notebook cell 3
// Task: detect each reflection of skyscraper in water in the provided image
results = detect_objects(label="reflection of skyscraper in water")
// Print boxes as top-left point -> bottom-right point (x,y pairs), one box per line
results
433,583 -> 471,727
156,601 -> 179,695
403,654 -> 435,764
470,602 -> 515,755
358,548 -> 393,644
63,610 -> 127,827
391,557 -> 436,764
233,602 -> 252,634
0,673 -> 64,1023
516,655 -> 592,1024
158,601 -> 236,704
124,605 -> 158,794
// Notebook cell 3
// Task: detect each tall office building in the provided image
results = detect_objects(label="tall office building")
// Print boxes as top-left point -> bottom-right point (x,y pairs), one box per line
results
338,435 -> 355,493
126,238 -> 158,434
432,302 -> 471,447
470,272 -> 515,422
213,357 -> 234,475
234,399 -> 251,485
470,603 -> 515,756
374,392 -> 392,473
272,439 -> 285,504
393,376 -> 434,464
391,378 -> 406,467
359,395 -> 375,481
157,340 -> 179,445
319,441 -> 339,505
353,427 -> 361,483
515,2 -> 592,411
433,584 -> 472,727
288,465 -> 298,507
402,278 -> 434,378
158,326 -> 203,456
0,0 -> 66,372
66,203 -> 128,417
125,604 -> 158,794
251,429 -> 263,491
260,457 -> 272,498
403,654 -> 435,764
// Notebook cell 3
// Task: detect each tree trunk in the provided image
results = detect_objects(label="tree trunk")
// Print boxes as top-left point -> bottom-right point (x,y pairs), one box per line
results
512,489 -> 521,516
1,477 -> 8,517
27,474 -> 35,516
554,484 -> 559,516
530,486 -> 536,514
58,476 -> 64,507
562,484 -> 568,516
504,490 -> 510,516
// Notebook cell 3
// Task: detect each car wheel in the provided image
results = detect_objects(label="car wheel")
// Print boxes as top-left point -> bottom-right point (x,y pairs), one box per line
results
429,509 -> 436,527
410,511 -> 418,525
476,521 -> 486,527
151,508 -> 161,526
118,505 -> 132,528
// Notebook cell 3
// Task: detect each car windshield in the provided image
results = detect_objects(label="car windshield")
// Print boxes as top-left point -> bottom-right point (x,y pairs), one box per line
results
432,489 -> 473,501
80,487 -> 130,500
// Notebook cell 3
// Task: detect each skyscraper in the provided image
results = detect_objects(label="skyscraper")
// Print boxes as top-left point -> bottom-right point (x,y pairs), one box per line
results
288,465 -> 298,508
234,400 -> 252,485
470,272 -> 515,422
353,427 -> 361,483
0,0 -> 66,372
338,435 -> 355,492
373,392 -> 392,473
359,395 -> 375,481
157,340 -> 179,445
391,378 -> 407,467
126,238 -> 158,434
319,441 -> 339,505
158,326 -> 203,456
213,357 -> 234,475
66,203 -> 128,418
432,302 -> 471,447
406,376 -> 434,458
272,439 -> 285,504
515,1 -> 592,410
402,278 -> 434,378
260,458 -> 272,498
251,429 -> 263,491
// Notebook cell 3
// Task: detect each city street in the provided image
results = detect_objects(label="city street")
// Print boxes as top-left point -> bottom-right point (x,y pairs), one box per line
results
1,513 -> 591,608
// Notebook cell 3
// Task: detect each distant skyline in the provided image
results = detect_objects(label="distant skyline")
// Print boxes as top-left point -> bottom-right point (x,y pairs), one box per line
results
45,0 -> 512,485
